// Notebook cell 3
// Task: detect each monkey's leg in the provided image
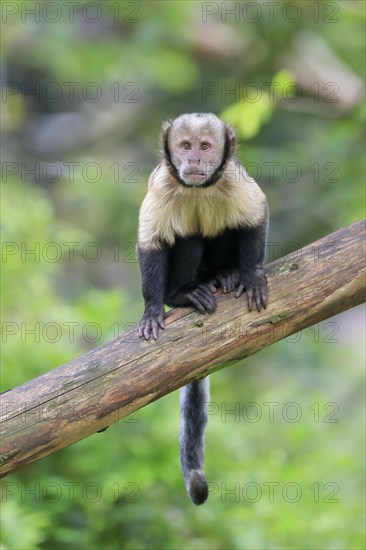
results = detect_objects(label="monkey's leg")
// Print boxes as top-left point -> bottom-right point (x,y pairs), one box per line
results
137,246 -> 168,340
180,377 -> 209,505
236,214 -> 269,311
165,236 -> 217,314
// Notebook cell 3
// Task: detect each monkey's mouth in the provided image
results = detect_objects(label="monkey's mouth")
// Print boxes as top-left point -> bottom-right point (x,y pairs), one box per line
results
183,171 -> 206,178
180,170 -> 210,187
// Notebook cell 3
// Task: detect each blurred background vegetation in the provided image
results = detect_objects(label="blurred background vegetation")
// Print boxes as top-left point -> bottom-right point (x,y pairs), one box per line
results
1,1 -> 365,548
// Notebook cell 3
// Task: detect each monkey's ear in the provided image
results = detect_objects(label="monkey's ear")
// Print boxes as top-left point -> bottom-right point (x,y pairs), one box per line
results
162,119 -> 172,133
225,123 -> 237,158
161,119 -> 173,159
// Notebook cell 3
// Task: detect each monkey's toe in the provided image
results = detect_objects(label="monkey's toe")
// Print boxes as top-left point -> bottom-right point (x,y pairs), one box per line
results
187,284 -> 217,314
216,269 -> 240,293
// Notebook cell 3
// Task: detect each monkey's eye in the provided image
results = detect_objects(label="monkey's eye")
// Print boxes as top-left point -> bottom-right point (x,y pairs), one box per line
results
201,143 -> 210,150
182,142 -> 191,150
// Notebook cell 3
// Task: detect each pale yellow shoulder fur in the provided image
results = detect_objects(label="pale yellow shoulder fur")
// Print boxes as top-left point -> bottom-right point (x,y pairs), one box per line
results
138,160 -> 267,250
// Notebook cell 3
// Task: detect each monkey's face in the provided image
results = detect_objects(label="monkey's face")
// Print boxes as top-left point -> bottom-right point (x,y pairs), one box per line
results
163,113 -> 235,188
171,135 -> 222,187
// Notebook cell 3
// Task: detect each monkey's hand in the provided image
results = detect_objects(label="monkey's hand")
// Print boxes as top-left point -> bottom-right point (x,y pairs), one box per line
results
186,283 -> 217,314
215,269 -> 240,294
235,268 -> 267,312
138,306 -> 165,340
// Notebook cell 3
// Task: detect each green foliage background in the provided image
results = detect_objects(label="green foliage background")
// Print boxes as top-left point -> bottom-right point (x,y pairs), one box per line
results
1,1 -> 365,548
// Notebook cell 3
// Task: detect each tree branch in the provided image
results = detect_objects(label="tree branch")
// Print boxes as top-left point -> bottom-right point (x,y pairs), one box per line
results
1,220 -> 365,477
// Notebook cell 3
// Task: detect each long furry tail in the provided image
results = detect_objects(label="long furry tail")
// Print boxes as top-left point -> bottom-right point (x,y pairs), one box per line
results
180,378 -> 209,505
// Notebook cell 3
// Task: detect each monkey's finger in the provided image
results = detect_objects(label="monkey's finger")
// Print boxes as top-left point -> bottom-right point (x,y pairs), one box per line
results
194,288 -> 217,312
235,283 -> 245,298
192,300 -> 207,314
143,323 -> 151,340
152,320 -> 159,340
203,298 -> 217,313
254,288 -> 262,312
138,321 -> 148,338
225,278 -> 233,293
197,285 -> 213,297
260,287 -> 268,309
216,274 -> 227,292
209,277 -> 218,289
187,293 -> 207,314
222,269 -> 240,292
246,287 -> 254,311
226,275 -> 237,293
156,313 -> 165,330
208,283 -> 217,293
198,285 -> 218,304
189,289 -> 216,313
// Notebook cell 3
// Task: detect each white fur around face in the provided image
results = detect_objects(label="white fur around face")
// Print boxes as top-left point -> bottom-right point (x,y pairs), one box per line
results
138,159 -> 267,250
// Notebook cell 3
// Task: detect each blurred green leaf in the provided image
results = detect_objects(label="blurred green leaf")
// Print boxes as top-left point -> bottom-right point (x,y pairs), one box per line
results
222,92 -> 273,139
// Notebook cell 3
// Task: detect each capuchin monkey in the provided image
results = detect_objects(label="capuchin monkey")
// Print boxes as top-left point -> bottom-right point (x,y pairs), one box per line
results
137,113 -> 268,505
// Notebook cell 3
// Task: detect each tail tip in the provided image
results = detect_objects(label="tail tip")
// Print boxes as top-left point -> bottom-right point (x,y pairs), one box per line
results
188,470 -> 208,505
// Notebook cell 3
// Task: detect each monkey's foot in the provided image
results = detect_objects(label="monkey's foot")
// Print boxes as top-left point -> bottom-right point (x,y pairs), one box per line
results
215,268 -> 240,294
138,308 -> 165,340
235,269 -> 268,312
186,283 -> 217,314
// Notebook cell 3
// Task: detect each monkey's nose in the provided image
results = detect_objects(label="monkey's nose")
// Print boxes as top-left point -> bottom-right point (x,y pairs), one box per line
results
188,157 -> 201,164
